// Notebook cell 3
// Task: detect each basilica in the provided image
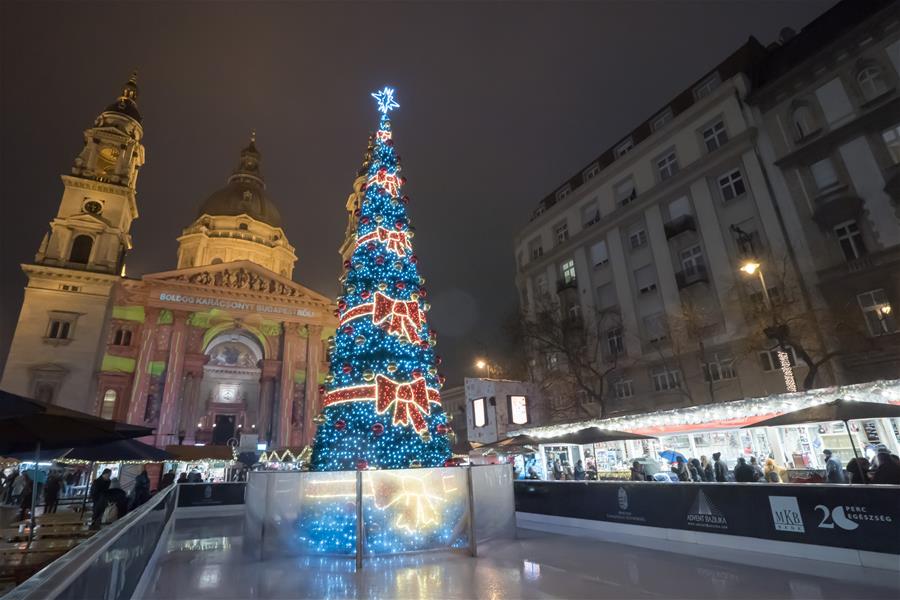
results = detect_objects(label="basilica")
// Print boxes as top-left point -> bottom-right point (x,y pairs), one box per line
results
1,75 -> 339,449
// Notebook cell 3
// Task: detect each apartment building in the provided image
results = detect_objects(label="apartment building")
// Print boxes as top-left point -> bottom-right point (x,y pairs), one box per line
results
748,0 -> 900,384
513,41 -> 830,420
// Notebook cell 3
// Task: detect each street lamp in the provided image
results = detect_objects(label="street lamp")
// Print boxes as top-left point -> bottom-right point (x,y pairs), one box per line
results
738,260 -> 797,393
475,358 -> 497,378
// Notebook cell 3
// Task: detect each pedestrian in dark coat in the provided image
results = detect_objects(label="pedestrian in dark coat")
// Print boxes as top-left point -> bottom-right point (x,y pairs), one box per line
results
44,472 -> 61,513
688,458 -> 703,482
131,466 -> 151,509
871,449 -> 900,485
90,469 -> 112,529
713,452 -> 728,482
734,457 -> 757,482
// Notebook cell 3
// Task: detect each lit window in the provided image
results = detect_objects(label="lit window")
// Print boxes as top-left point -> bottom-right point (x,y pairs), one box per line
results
615,138 -> 634,158
810,157 -> 839,190
509,395 -> 529,425
759,347 -> 797,372
857,289 -> 896,336
629,228 -> 648,250
615,177 -> 637,207
882,124 -> 900,164
606,327 -> 624,356
651,108 -> 673,131
703,354 -> 736,382
554,221 -> 569,245
614,379 -> 634,399
693,72 -> 721,99
651,366 -> 681,391
635,265 -> 657,295
472,397 -> 486,427
560,259 -> 576,284
857,66 -> 888,101
583,163 -> 601,181
791,105 -> 818,140
702,120 -> 728,152
529,237 -> 543,260
590,240 -> 608,267
833,220 -> 867,261
644,314 -> 668,343
718,169 -> 746,201
656,151 -> 679,181
100,390 -> 117,420
680,244 -> 705,277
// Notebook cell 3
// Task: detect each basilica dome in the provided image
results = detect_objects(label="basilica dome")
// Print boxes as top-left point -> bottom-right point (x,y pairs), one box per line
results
197,137 -> 282,227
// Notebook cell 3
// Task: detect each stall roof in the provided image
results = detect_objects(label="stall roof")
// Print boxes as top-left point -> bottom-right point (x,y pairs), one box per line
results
165,445 -> 235,461
511,379 -> 900,439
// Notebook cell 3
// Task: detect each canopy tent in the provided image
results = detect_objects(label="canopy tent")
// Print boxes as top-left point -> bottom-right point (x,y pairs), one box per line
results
164,445 -> 235,462
65,439 -> 173,463
478,427 -> 656,449
741,398 -> 900,461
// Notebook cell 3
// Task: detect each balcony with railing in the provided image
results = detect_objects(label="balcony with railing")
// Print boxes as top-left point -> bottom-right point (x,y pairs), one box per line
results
664,214 -> 696,239
675,264 -> 709,289
556,277 -> 578,293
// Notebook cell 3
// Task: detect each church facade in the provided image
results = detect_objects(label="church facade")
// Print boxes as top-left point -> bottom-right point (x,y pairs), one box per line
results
1,75 -> 337,449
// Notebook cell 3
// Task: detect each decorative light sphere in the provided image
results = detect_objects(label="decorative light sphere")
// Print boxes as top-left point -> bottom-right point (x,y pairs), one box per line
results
372,422 -> 384,436
335,419 -> 346,431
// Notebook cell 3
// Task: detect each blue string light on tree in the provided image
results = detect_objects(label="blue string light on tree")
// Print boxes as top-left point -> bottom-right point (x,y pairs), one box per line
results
310,87 -> 452,472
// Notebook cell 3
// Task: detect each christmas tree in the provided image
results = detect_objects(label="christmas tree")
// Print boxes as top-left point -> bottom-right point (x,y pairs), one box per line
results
310,87 -> 451,471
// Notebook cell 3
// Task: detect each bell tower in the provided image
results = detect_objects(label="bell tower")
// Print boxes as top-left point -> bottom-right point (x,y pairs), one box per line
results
36,72 -> 145,275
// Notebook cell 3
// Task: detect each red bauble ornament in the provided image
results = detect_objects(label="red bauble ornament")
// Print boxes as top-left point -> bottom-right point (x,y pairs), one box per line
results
419,341 -> 430,350
412,369 -> 423,378
395,281 -> 406,290
343,260 -> 352,269
435,355 -> 443,365
410,254 -> 418,264
342,363 -> 352,374
318,385 -> 326,394
367,242 -> 377,251
343,325 -> 354,335
356,459 -> 369,470
337,300 -> 347,311
400,176 -> 408,185
401,195 -> 410,204
375,256 -> 385,265
395,220 -> 404,230
372,422 -> 384,436
437,424 -> 449,435
438,374 -> 446,385
335,419 -> 346,431
353,209 -> 361,217
419,287 -> 428,298
361,290 -> 371,300
361,216 -> 370,225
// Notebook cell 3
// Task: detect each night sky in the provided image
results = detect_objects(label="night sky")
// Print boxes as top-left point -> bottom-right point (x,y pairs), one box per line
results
0,1 -> 833,385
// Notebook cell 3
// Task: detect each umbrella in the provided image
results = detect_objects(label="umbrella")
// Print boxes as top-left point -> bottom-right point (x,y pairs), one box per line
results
659,450 -> 687,464
742,398 -> 900,463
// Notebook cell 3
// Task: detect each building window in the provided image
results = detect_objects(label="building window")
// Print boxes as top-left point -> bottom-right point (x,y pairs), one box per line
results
100,389 -> 117,420
833,220 -> 866,261
615,177 -> 637,207
113,328 -> 132,347
703,354 -> 736,382
651,108 -> 673,131
583,163 -> 601,181
596,283 -> 616,309
759,347 -> 797,372
810,157 -> 839,190
554,221 -> 569,245
606,327 -> 624,356
560,259 -> 576,284
702,120 -> 728,152
614,379 -> 634,399
629,228 -> 648,250
590,240 -> 608,267
693,72 -> 721,100
529,237 -> 544,260
651,366 -> 681,391
238,223 -> 249,231
556,186 -> 571,202
60,284 -> 81,292
472,397 -> 487,428
882,124 -> 900,164
680,244 -> 705,276
582,202 -> 600,227
656,150 -> 679,181
857,66 -> 888,102
635,265 -> 657,295
69,235 -> 93,264
857,289 -> 896,336
508,395 -> 529,425
47,319 -> 72,341
644,313 -> 668,343
791,104 -> 818,140
615,138 -> 634,158
717,169 -> 746,201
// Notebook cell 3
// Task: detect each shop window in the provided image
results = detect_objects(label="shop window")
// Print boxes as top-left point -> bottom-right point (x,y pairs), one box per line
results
857,289 -> 897,336
759,347 -> 797,372
833,220 -> 867,261
508,395 -> 529,425
100,389 -> 117,420
702,120 -> 728,152
651,366 -> 681,391
717,169 -> 746,202
614,379 -> 634,399
702,354 -> 736,382
472,397 -> 487,428
69,235 -> 93,264
857,65 -> 888,102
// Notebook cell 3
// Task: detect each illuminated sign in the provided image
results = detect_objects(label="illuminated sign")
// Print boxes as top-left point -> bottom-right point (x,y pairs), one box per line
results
158,292 -> 316,318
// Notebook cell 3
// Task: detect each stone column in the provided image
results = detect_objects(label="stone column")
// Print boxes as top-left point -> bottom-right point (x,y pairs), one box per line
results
257,359 -> 281,447
301,325 -> 323,448
156,310 -> 190,447
276,323 -> 302,448
126,307 -> 160,424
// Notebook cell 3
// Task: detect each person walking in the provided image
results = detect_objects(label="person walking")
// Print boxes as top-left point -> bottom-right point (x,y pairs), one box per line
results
573,460 -> 586,481
749,457 -> 765,481
44,471 -> 61,514
551,460 -> 563,481
4,470 -> 19,504
823,450 -> 845,483
16,473 -> 33,521
176,472 -> 188,484
10,470 -> 26,506
160,469 -> 176,489
764,458 -> 782,483
688,458 -> 703,482
871,448 -> 900,484
672,456 -> 690,482
90,469 -> 112,530
734,457 -> 756,482
131,465 -> 151,509
700,456 -> 714,482
713,453 -> 729,482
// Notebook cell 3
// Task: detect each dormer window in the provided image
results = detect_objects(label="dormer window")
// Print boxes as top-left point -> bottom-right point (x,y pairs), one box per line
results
239,223 -> 249,231
556,186 -> 571,202
615,138 -> 634,158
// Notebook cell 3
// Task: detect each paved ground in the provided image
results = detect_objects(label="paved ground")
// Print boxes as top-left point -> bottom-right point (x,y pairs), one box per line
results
138,515 -> 899,599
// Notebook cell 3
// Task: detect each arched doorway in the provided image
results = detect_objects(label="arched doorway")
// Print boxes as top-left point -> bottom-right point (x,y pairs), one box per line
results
198,331 -> 264,445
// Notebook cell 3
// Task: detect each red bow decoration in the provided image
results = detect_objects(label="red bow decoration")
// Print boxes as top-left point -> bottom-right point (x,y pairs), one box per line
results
366,168 -> 401,197
356,227 -> 412,256
373,292 -> 422,343
376,374 -> 430,432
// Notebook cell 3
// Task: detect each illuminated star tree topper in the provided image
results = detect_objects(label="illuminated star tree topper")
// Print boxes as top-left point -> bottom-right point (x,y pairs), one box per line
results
371,86 -> 400,114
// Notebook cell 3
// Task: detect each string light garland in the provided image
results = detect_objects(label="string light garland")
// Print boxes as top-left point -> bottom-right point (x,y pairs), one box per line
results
310,88 -> 451,471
